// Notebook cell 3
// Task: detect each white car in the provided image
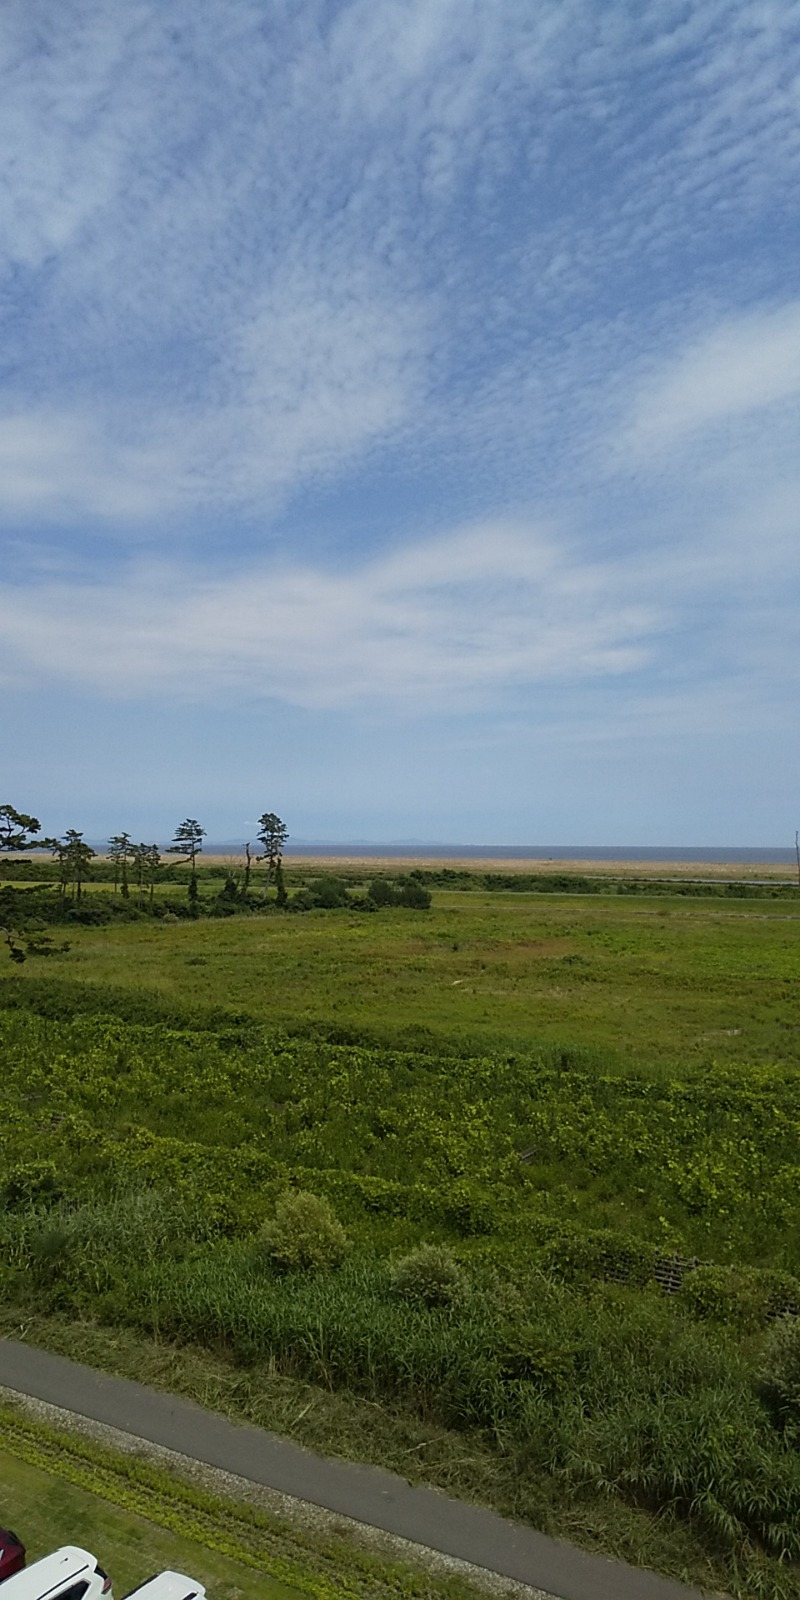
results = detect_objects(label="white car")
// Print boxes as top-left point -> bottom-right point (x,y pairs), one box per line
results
122,1577 -> 205,1600
0,1546 -> 112,1599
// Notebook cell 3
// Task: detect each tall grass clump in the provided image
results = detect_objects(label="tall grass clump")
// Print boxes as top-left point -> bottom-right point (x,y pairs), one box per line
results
758,1314 -> 800,1441
0,1187 -> 203,1310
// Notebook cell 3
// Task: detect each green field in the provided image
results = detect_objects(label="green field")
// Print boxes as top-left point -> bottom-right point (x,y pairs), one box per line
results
3,883 -> 800,1066
1,872 -> 800,1599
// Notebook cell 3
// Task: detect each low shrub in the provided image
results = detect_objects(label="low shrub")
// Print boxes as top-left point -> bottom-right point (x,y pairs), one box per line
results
309,877 -> 350,909
681,1265 -> 765,1329
397,878 -> 432,909
390,1243 -> 464,1308
261,1189 -> 349,1272
368,878 -> 397,907
288,888 -> 318,912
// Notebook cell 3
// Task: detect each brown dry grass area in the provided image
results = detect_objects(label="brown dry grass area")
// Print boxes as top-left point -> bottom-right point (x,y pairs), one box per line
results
275,853 -> 792,881
77,848 -> 793,881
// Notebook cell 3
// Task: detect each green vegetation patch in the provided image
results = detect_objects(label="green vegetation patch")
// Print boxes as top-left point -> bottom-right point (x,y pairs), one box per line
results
3,884 -> 799,1067
0,1006 -> 797,1262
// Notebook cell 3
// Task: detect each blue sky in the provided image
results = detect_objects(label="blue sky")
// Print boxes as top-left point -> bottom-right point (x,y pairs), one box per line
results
1,0 -> 799,845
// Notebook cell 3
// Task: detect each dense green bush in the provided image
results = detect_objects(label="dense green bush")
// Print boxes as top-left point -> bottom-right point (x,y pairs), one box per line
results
309,877 -> 350,909
368,878 -> 397,907
366,876 -> 431,909
390,1244 -> 464,1308
288,888 -> 318,912
396,878 -> 432,909
261,1189 -> 349,1272
682,1265 -> 800,1330
540,1224 -> 657,1287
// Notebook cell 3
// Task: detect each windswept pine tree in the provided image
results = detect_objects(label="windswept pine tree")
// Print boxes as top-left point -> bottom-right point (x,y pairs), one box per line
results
53,829 -> 96,901
0,805 -> 43,853
167,818 -> 206,904
256,812 -> 289,896
108,832 -> 133,897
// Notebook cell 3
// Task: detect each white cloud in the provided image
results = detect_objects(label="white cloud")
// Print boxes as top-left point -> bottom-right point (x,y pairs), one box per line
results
624,303 -> 800,456
0,522 -> 654,708
0,409 -> 187,519
221,269 -> 429,498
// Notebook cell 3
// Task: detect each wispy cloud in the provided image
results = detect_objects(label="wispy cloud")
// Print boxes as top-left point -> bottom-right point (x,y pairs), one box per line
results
0,522 -> 654,708
0,408 -> 187,520
1,2 -> 798,528
623,302 -> 800,457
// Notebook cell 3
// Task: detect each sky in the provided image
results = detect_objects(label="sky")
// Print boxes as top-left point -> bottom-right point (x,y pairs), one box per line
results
1,0 -> 799,846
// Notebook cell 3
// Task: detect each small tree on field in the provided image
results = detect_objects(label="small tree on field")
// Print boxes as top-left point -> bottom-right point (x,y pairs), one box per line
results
0,807 -> 52,959
256,812 -> 288,896
274,859 -> 288,908
108,832 -> 133,897
145,843 -> 161,905
168,818 -> 206,902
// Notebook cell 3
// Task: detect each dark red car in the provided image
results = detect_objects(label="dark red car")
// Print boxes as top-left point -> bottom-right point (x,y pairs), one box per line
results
0,1527 -> 25,1581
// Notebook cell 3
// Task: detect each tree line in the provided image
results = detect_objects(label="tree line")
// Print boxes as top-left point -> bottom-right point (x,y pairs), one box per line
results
0,804 -> 288,903
0,806 -> 291,955
1,806 -> 429,954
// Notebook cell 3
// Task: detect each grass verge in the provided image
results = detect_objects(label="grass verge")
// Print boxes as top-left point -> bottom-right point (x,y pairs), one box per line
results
0,1398 -> 509,1600
0,1442 -> 303,1600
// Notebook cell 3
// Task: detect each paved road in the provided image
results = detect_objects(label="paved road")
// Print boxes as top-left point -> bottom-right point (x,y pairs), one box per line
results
0,1339 -> 709,1600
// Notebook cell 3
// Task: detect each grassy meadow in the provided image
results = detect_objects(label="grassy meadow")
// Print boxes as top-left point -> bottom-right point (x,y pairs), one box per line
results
3,871 -> 800,1067
1,861 -> 800,1598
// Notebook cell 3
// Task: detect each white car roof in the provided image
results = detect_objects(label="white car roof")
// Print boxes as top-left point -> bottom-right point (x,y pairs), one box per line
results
0,1546 -> 97,1597
124,1575 -> 206,1600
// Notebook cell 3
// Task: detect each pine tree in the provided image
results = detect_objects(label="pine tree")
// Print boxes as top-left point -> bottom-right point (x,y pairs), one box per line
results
0,806 -> 43,854
108,832 -> 133,897
256,813 -> 289,898
167,818 -> 206,902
